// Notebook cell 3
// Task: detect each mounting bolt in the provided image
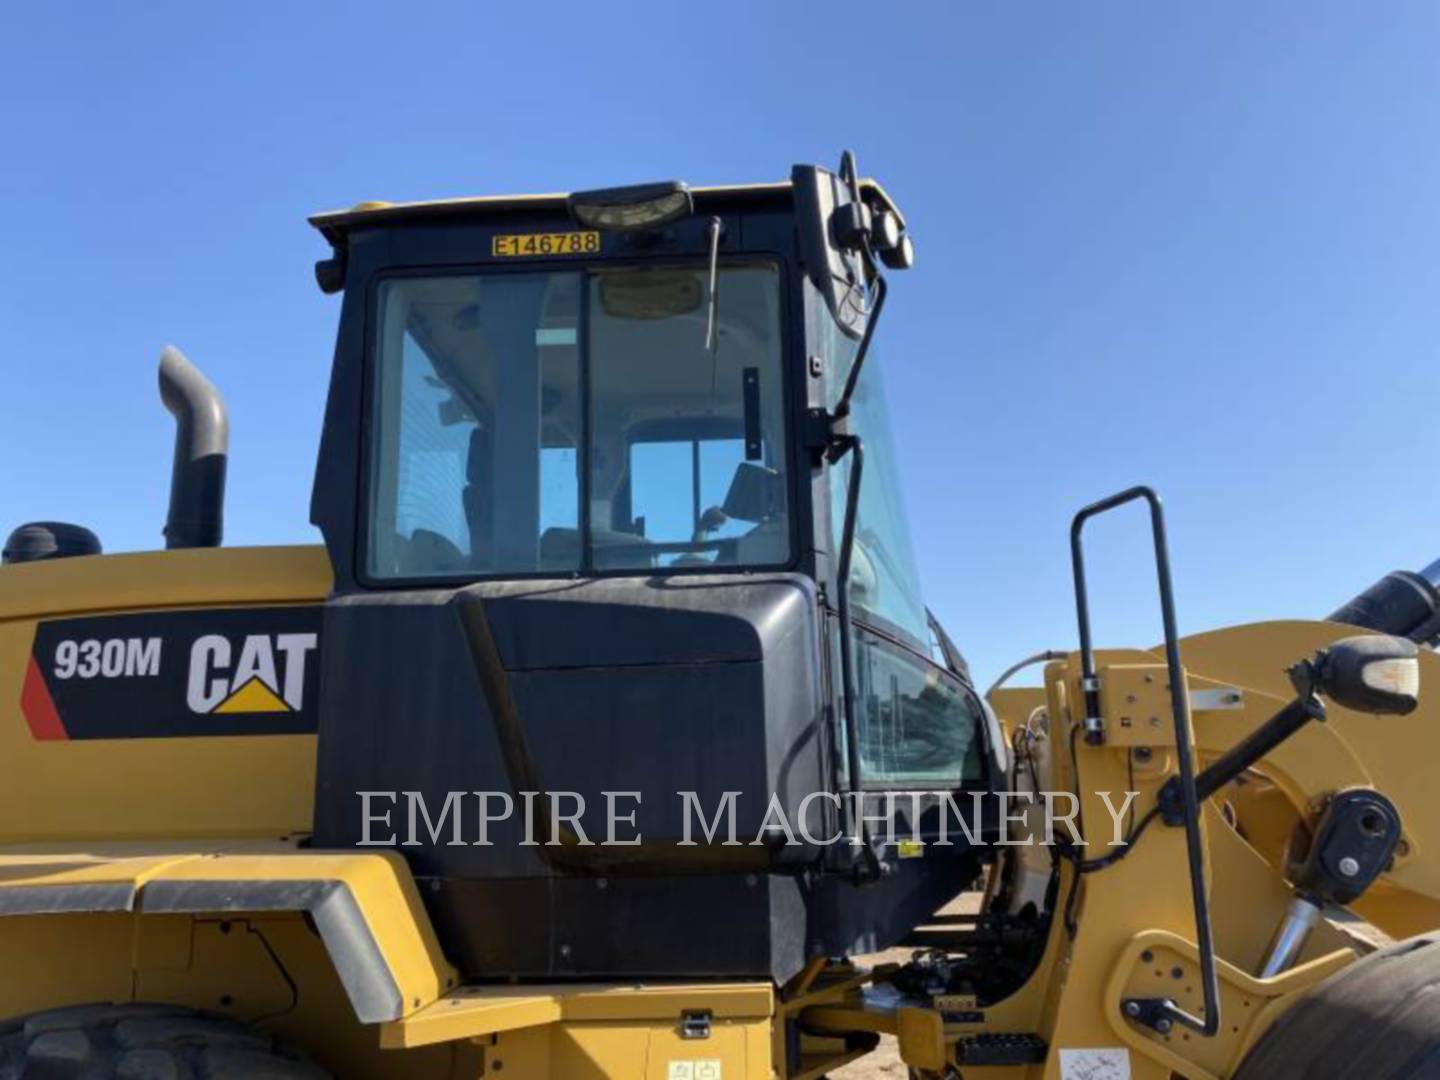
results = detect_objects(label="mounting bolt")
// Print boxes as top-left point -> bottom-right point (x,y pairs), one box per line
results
1155,1018 -> 1173,1034
1124,1001 -> 1142,1018
1338,856 -> 1361,878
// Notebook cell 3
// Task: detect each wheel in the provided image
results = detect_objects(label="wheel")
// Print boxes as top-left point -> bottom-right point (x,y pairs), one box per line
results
1235,934 -> 1440,1079
0,1003 -> 330,1079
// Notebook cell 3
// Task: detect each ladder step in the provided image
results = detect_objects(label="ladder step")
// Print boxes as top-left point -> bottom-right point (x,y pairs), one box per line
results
955,1033 -> 1048,1066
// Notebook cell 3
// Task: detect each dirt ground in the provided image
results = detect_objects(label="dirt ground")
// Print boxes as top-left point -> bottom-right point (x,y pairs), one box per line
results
827,892 -> 981,1079
829,1036 -> 909,1079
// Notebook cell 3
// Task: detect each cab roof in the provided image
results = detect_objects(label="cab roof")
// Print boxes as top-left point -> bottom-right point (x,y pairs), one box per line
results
309,177 -> 903,245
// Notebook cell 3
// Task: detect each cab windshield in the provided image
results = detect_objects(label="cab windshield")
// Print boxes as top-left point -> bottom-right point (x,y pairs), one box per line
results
367,264 -> 790,578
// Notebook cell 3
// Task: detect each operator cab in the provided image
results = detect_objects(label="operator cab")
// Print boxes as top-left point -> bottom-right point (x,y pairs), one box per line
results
307,157 -> 1001,981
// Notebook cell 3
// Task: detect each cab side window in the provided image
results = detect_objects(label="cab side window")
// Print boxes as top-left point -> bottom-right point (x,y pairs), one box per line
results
809,282 -> 930,648
808,280 -> 980,787
852,628 -> 984,785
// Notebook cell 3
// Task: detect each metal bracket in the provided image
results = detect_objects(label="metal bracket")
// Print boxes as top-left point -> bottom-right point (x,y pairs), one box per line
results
1189,687 -> 1244,711
1122,997 -> 1178,1035
680,1010 -> 713,1040
804,407 -> 847,463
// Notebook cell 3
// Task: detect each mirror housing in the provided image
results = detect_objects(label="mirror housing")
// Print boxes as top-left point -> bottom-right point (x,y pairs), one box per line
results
1315,634 -> 1420,715
722,463 -> 781,523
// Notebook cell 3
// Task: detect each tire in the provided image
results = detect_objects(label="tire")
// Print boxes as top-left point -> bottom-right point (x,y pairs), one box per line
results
1235,934 -> 1440,1079
0,1003 -> 330,1079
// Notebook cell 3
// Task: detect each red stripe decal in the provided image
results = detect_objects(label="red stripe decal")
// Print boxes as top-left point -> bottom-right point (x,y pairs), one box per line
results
21,655 -> 67,741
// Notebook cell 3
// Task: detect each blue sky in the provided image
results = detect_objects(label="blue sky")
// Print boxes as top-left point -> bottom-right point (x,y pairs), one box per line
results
3,2 -> 1438,682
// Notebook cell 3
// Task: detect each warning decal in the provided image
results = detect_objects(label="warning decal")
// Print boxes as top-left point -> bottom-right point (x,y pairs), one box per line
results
667,1063 -> 721,1080
1059,1048 -> 1130,1080
23,606 -> 322,740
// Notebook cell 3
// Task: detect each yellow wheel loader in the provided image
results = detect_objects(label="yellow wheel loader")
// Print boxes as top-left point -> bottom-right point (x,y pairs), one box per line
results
2,151 -> 1438,1079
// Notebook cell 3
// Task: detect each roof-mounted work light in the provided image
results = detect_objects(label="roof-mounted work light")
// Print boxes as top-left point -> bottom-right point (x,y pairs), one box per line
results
568,181 -> 693,232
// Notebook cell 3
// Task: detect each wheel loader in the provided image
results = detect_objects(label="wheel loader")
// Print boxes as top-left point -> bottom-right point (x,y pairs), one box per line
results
2,152 -> 1439,1079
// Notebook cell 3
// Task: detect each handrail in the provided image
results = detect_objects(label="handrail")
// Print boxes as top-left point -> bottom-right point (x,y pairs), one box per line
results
1069,485 -> 1220,1037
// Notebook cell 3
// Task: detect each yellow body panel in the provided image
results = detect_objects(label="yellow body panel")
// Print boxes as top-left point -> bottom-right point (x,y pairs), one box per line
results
386,981 -> 775,1080
0,545 -> 330,621
0,546 -> 329,841
485,1016 -> 773,1079
384,981 -> 773,1049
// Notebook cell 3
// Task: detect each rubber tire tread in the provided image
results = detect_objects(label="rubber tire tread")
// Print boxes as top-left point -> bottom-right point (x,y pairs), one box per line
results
0,1003 -> 330,1079
1235,934 -> 1440,1080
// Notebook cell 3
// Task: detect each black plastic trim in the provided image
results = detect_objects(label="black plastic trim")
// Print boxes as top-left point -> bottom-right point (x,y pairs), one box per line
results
0,883 -> 135,915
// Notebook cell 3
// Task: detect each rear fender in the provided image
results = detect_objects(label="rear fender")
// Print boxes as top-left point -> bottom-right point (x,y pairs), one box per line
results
0,841 -> 456,1023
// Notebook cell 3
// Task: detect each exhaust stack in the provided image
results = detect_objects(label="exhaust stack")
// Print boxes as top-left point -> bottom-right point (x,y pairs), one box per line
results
1329,559 -> 1440,646
158,346 -> 228,549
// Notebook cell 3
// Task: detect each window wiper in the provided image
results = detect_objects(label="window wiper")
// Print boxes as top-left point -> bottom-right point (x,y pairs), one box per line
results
705,215 -> 722,392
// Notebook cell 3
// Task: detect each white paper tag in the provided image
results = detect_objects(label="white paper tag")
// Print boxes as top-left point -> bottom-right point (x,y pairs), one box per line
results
1059,1047 -> 1131,1080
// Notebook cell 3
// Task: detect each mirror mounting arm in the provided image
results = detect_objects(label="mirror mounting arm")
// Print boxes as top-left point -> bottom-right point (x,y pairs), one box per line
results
1157,633 -> 1418,825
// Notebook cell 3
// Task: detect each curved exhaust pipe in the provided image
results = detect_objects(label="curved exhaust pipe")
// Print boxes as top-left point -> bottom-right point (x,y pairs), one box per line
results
158,345 -> 228,549
1330,559 -> 1440,646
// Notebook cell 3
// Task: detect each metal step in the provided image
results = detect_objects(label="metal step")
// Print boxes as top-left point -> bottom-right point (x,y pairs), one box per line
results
898,928 -> 973,949
923,912 -> 979,926
955,1033 -> 1048,1066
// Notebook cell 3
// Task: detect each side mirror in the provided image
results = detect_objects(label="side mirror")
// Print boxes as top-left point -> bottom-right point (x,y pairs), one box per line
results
1174,633 -> 1421,817
1315,635 -> 1420,715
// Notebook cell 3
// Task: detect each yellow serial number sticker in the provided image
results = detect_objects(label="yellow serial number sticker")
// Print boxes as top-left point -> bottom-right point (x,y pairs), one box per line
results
492,231 -> 600,257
